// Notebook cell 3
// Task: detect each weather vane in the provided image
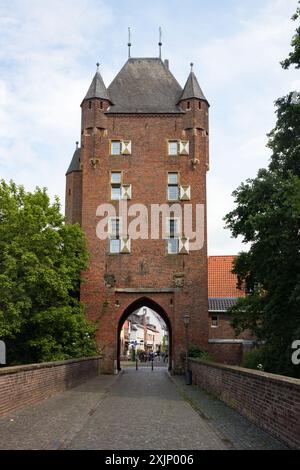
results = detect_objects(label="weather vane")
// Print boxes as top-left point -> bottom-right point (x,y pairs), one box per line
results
159,26 -> 162,59
128,27 -> 132,58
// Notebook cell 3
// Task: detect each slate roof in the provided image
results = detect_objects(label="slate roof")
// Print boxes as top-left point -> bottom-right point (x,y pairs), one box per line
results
208,256 -> 245,298
180,71 -> 208,103
84,71 -> 111,102
106,58 -> 184,114
66,148 -> 81,175
208,298 -> 239,312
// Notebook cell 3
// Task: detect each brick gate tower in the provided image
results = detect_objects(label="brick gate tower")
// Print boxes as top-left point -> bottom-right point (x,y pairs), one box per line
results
65,55 -> 210,373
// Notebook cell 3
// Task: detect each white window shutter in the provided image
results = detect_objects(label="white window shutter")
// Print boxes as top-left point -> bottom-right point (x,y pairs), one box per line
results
180,185 -> 191,201
179,237 -> 189,254
121,140 -> 132,155
121,184 -> 132,200
179,140 -> 189,155
120,237 -> 131,254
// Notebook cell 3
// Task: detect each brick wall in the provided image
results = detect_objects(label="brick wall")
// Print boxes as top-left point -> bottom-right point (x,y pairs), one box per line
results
208,342 -> 243,365
0,357 -> 101,417
190,359 -> 300,449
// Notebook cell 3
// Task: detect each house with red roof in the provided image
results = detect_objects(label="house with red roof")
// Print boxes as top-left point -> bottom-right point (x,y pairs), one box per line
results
208,256 -> 254,364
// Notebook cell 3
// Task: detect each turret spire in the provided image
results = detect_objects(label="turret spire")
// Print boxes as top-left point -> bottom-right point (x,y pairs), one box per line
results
82,64 -> 111,103
179,63 -> 208,104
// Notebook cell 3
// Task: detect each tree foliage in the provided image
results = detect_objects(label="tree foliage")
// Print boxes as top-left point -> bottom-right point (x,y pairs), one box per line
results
224,6 -> 300,377
0,180 -> 97,364
281,1 -> 300,69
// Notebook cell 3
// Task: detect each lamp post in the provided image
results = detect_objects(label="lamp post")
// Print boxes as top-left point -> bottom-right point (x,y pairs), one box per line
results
183,314 -> 191,385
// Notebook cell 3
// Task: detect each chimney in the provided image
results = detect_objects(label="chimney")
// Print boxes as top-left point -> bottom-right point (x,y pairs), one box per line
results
164,59 -> 169,69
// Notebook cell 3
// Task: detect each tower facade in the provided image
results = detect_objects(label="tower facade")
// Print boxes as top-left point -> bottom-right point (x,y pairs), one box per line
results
66,57 -> 210,373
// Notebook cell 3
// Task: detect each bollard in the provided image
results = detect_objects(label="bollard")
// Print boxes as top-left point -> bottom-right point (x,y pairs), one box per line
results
151,359 -> 154,371
136,358 -> 138,370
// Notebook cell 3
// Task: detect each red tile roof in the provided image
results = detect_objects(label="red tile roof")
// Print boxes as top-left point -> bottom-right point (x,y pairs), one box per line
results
208,256 -> 245,298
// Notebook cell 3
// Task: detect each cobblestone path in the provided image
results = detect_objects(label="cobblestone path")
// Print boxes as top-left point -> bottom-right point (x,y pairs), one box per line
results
0,367 -> 286,450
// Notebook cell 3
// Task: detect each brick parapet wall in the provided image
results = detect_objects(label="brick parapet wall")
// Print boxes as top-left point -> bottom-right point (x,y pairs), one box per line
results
0,357 -> 102,417
190,359 -> 300,449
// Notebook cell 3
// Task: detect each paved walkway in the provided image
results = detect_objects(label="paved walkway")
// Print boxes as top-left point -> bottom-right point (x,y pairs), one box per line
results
0,367 -> 286,450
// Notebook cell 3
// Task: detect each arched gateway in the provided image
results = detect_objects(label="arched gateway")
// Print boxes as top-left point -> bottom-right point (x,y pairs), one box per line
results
65,55 -> 210,373
117,297 -> 172,371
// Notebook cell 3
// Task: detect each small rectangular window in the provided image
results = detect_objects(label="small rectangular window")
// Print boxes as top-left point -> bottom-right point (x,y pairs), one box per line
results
168,173 -> 178,185
168,218 -> 180,238
109,217 -> 121,254
110,217 -> 120,237
168,172 -> 179,201
111,141 -> 121,155
111,172 -> 121,184
111,172 -> 122,200
167,218 -> 179,254
110,239 -> 120,254
168,187 -> 179,200
168,141 -> 178,156
168,238 -> 179,254
211,316 -> 219,327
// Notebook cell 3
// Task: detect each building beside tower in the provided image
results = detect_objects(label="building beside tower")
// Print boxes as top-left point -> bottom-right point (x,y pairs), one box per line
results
65,56 -> 210,373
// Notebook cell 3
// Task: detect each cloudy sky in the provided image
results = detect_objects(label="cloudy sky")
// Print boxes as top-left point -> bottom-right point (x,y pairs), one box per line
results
0,0 -> 299,254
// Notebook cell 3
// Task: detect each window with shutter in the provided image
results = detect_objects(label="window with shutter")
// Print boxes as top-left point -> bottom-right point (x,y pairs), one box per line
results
179,185 -> 191,201
179,140 -> 189,155
121,140 -> 132,155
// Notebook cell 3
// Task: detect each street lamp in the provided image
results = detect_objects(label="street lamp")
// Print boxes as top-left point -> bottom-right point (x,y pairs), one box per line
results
183,314 -> 192,385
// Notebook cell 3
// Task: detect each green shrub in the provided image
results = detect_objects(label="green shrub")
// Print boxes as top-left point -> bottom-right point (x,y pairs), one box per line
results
242,348 -> 265,371
188,344 -> 212,361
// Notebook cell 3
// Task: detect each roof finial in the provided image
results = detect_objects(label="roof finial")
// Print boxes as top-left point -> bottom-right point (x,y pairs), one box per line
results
76,141 -> 79,149
158,26 -> 162,59
128,27 -> 132,58
96,62 -> 100,72
190,62 -> 194,72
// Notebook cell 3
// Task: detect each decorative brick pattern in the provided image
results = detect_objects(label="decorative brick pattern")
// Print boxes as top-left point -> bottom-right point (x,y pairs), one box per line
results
190,359 -> 300,449
0,357 -> 101,417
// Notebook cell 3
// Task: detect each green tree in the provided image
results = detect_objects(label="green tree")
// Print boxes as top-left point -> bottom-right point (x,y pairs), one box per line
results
281,1 -> 300,70
224,6 -> 300,377
0,180 -> 97,364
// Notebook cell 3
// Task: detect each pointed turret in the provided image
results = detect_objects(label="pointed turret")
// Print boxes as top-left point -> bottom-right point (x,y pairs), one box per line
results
81,64 -> 110,131
66,141 -> 81,175
65,142 -> 82,226
82,63 -> 111,103
179,63 -> 208,104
